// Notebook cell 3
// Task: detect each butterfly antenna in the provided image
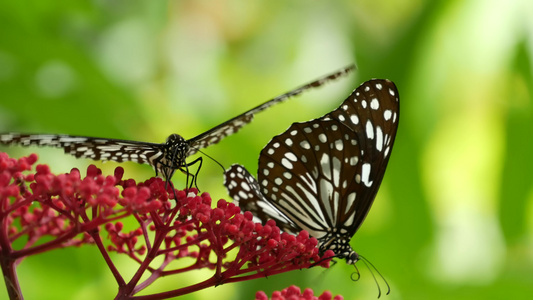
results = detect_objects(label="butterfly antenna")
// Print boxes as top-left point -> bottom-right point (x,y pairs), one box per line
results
350,262 -> 361,281
359,255 -> 390,298
197,149 -> 226,172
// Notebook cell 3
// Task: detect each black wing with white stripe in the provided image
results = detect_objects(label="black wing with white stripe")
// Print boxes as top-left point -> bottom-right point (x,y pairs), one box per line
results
224,79 -> 399,264
0,66 -> 355,186
0,133 -> 185,180
186,65 -> 355,156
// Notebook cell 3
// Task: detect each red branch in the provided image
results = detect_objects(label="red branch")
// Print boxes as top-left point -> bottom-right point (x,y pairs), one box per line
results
0,153 -> 336,299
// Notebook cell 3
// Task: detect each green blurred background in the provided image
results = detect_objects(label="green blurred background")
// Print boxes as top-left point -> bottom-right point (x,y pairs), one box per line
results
1,0 -> 532,299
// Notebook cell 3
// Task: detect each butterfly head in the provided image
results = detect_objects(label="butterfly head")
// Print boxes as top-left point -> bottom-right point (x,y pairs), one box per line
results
317,231 -> 360,265
148,134 -> 188,181
345,250 -> 360,265
166,134 -> 185,145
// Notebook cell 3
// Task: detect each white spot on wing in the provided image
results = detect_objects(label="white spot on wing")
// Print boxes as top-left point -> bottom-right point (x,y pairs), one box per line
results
320,153 -> 331,180
361,163 -> 373,187
281,158 -> 293,169
384,110 -> 392,121
370,98 -> 379,110
59,137 -> 88,143
285,152 -> 297,161
376,126 -> 383,152
300,140 -> 311,149
238,190 -> 248,199
1,134 -> 14,142
345,192 -> 356,215
285,138 -> 293,146
319,178 -> 335,224
334,139 -> 343,151
240,181 -> 251,191
366,120 -> 374,139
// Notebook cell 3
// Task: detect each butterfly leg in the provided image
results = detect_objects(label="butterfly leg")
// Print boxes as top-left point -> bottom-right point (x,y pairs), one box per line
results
167,179 -> 179,201
178,157 -> 203,192
182,163 -> 192,193
174,165 -> 195,193
188,157 -> 202,191
151,158 -> 181,200
161,172 -> 179,201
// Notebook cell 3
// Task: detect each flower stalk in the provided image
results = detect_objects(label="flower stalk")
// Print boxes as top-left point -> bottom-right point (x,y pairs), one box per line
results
0,153 -> 336,299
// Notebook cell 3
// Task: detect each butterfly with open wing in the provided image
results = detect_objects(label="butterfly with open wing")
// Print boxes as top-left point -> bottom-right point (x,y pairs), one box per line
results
0,66 -> 354,190
224,79 -> 399,294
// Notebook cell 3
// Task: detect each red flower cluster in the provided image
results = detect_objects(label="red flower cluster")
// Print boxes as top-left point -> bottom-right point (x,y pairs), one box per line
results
0,152 -> 337,299
256,285 -> 343,300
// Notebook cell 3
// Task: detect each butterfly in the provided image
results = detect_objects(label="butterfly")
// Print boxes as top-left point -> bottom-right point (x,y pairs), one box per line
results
0,65 -> 354,189
224,79 -> 399,266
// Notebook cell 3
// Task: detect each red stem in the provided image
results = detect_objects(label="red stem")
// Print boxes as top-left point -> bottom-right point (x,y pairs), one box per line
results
0,256 -> 23,300
0,212 -> 23,300
89,230 -> 126,287
128,276 -> 219,300
116,228 -> 168,298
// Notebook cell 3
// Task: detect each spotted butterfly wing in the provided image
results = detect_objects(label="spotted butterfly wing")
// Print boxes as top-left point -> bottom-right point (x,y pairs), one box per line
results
0,65 -> 354,186
186,65 -> 355,156
224,79 -> 399,264
0,133 -> 187,181
225,164 -> 300,231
